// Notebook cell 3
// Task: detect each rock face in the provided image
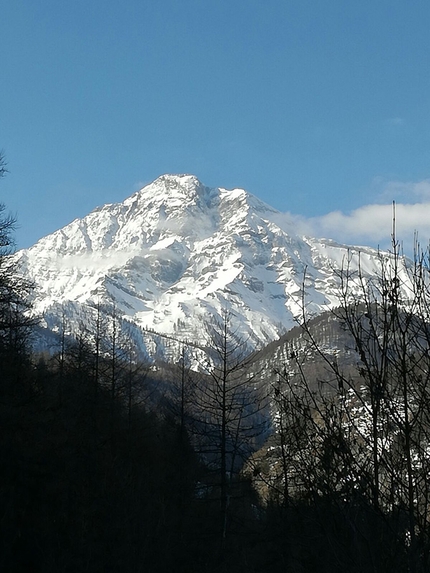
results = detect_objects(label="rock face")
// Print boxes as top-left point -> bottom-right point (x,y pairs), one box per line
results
17,174 -> 393,357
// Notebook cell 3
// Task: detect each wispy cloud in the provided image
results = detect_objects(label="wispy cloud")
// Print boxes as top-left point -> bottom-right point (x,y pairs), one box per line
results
274,179 -> 430,254
385,117 -> 405,127
309,202 -> 430,246
377,178 -> 430,201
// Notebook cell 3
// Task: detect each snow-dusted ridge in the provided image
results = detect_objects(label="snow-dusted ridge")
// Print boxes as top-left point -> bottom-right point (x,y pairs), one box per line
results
17,174 -> 396,357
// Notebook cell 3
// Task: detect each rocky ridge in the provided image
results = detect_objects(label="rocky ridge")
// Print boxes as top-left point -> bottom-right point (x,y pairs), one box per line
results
17,174 -> 402,359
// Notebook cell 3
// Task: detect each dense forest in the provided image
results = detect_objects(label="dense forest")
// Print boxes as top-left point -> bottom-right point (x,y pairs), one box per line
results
2,155 -> 430,572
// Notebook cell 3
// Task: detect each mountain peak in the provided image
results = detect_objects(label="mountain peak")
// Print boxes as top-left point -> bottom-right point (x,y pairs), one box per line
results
17,175 -> 390,359
149,173 -> 206,194
127,173 -> 213,208
154,173 -> 202,185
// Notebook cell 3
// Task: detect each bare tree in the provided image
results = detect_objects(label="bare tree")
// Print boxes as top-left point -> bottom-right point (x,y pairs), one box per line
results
193,310 -> 268,540
264,221 -> 430,571
0,152 -> 34,361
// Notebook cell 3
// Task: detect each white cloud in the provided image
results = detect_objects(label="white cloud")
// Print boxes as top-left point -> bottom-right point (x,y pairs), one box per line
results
274,179 -> 430,255
311,202 -> 430,245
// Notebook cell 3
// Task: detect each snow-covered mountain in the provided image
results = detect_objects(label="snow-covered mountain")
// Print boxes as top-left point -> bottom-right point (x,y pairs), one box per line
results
17,174 -> 396,358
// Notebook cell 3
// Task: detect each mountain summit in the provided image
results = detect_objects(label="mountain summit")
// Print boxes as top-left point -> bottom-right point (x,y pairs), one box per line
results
18,175 -> 386,354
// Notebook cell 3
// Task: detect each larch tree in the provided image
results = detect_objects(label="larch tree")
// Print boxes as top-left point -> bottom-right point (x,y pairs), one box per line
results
193,309 -> 268,540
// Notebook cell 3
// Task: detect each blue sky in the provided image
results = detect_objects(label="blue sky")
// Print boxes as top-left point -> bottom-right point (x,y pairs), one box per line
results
1,0 -> 430,251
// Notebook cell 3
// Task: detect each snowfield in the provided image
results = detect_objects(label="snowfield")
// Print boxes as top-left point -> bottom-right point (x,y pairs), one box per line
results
16,174 -> 408,358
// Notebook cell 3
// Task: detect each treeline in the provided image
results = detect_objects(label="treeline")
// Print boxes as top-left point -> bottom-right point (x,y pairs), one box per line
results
1,341 -> 194,571
0,299 -> 279,573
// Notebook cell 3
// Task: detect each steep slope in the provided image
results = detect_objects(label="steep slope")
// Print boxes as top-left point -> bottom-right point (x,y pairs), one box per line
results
17,174 -> 397,356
